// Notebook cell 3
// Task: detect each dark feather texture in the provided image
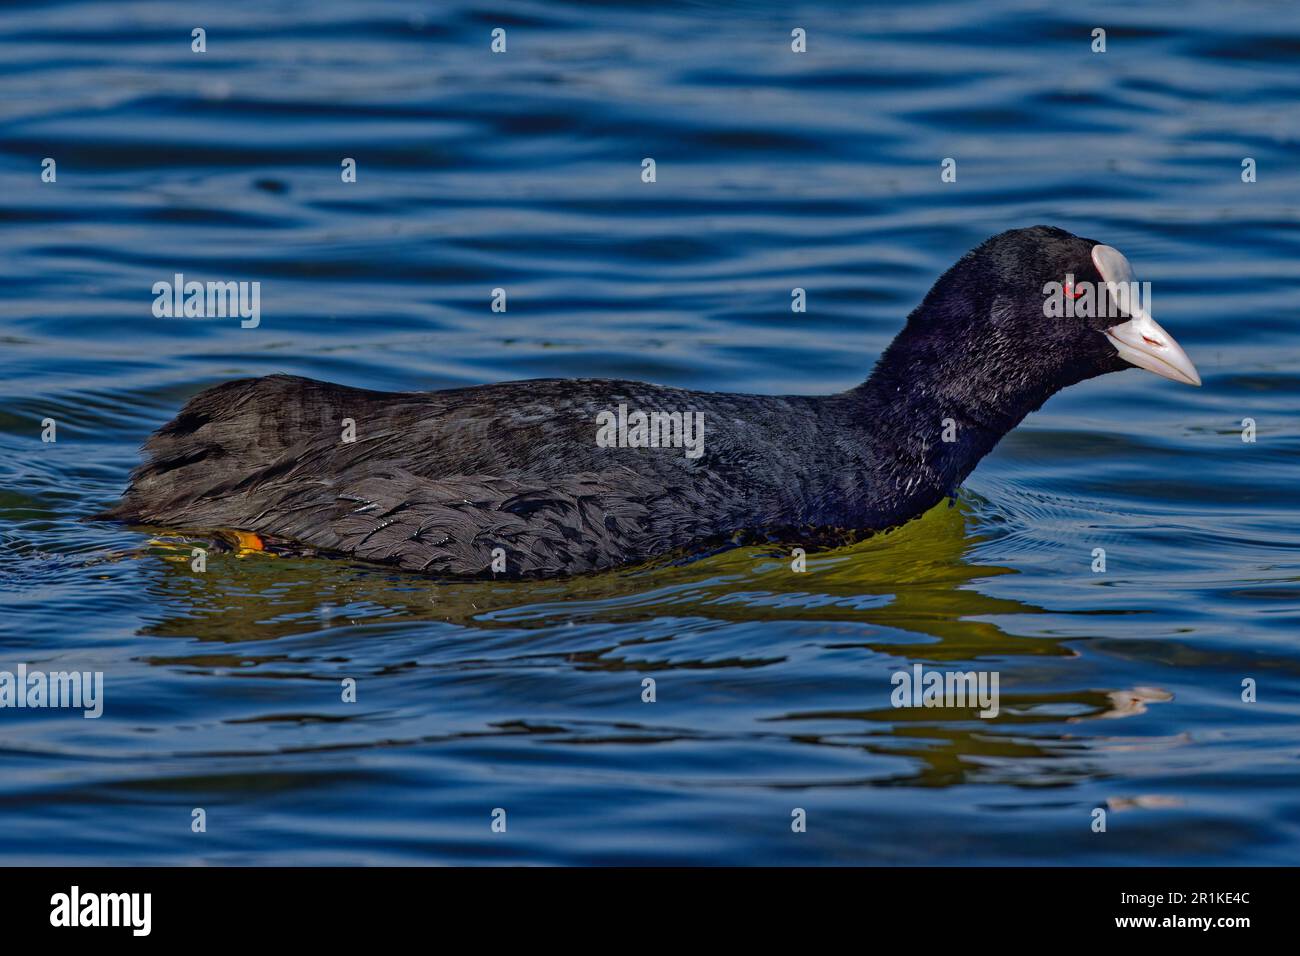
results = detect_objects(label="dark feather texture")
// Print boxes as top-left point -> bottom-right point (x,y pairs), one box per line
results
100,226 -> 1131,577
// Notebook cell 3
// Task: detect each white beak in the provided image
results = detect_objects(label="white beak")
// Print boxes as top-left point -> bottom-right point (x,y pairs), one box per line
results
1092,244 -> 1201,386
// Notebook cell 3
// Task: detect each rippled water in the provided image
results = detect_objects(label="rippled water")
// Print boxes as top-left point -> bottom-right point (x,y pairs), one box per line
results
2,0 -> 1299,864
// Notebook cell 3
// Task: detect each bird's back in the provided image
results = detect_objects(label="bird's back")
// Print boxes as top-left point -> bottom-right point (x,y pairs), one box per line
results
104,374 -> 877,575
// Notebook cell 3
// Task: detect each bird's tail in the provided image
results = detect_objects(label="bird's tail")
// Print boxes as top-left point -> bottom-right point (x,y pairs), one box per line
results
93,374 -> 352,524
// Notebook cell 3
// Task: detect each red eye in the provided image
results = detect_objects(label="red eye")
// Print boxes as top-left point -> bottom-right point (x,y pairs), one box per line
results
1064,279 -> 1085,298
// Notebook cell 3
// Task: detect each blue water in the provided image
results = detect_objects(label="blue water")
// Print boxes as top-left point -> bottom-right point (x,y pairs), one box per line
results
2,0 -> 1299,865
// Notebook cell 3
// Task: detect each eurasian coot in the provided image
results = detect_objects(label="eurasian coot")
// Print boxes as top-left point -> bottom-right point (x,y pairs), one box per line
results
100,226 -> 1200,577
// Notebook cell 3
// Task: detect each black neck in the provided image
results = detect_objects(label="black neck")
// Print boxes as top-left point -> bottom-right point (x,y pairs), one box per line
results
840,332 -> 1059,519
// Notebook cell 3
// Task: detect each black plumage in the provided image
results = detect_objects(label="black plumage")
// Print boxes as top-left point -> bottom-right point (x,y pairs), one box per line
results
100,226 -> 1136,577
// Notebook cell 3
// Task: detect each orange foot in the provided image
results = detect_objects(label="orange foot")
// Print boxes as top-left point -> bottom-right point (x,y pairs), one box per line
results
232,531 -> 265,552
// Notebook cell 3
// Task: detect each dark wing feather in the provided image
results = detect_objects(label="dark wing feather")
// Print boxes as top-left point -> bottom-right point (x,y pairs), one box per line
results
100,373 -> 878,576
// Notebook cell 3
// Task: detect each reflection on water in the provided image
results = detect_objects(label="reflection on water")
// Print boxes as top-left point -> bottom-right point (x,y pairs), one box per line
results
133,499 -> 1054,651
112,502 -> 1176,795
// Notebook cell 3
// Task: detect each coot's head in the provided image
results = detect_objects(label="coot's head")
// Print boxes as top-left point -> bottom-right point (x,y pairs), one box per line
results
882,225 -> 1200,420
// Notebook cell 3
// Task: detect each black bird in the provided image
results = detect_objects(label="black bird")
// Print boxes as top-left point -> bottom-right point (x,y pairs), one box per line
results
100,226 -> 1200,577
